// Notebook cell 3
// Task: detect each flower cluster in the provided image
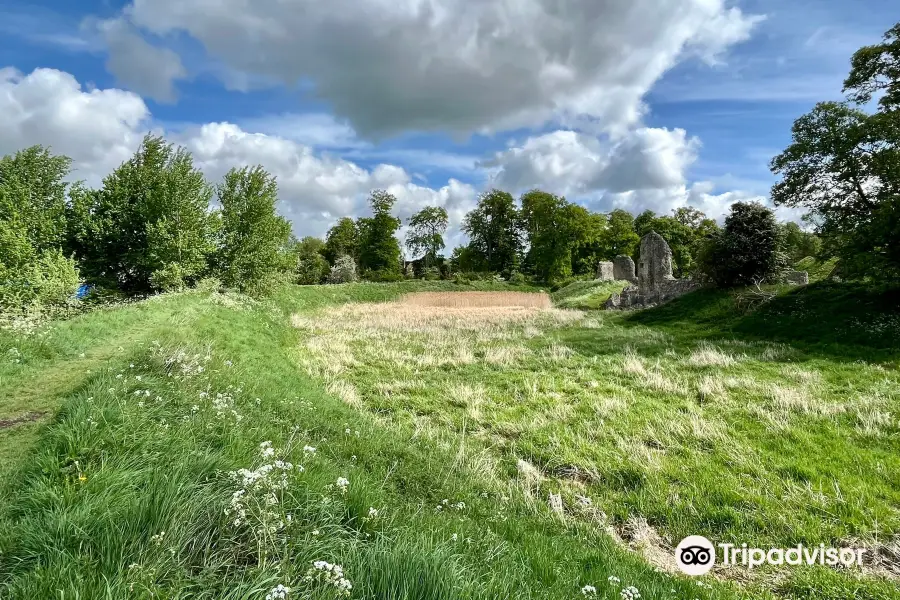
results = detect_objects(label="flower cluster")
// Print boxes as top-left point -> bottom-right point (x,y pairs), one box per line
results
581,584 -> 597,597
225,442 -> 298,534
265,584 -> 290,600
335,477 -> 349,493
305,560 -> 352,597
620,586 -> 640,600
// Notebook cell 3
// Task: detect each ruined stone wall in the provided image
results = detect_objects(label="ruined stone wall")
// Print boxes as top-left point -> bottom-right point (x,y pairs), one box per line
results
596,261 -> 614,281
785,270 -> 809,285
606,231 -> 700,310
613,255 -> 637,283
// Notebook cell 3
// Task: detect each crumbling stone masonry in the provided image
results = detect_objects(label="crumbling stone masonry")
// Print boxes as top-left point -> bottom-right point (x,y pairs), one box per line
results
596,261 -> 615,281
613,255 -> 638,283
785,270 -> 809,285
606,231 -> 701,310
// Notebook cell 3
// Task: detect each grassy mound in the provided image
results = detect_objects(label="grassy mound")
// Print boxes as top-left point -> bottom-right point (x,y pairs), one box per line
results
1,280 -> 897,599
551,280 -> 630,309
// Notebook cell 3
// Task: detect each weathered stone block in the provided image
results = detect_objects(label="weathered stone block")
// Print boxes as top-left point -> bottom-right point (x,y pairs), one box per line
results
785,270 -> 809,285
596,261 -> 615,281
613,255 -> 637,282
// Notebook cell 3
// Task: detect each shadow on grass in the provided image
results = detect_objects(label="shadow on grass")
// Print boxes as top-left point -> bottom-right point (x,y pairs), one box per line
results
566,282 -> 900,364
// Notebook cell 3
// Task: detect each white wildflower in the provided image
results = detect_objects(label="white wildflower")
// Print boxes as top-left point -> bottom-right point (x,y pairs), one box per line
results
581,584 -> 597,596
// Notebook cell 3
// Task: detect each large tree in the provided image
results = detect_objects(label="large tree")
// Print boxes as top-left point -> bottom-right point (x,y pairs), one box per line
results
0,146 -> 80,309
519,190 -> 594,283
462,189 -> 522,275
696,202 -> 786,288
405,206 -> 448,268
71,135 -> 216,293
357,190 -> 402,278
601,209 -> 640,259
216,166 -> 293,295
323,217 -> 359,265
771,22 -> 900,280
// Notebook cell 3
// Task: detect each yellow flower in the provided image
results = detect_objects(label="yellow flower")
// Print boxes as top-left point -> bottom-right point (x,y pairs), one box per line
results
78,474 -> 87,483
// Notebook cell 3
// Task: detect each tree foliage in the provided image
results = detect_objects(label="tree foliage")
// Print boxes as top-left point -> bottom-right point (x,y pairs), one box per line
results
462,189 -> 522,275
696,202 -> 786,288
0,146 -> 80,310
295,236 -> 329,285
520,190 -> 594,284
323,218 -> 359,265
405,206 -> 448,268
772,22 -> 900,280
601,209 -> 640,259
71,135 -> 216,293
357,190 -> 402,277
216,166 -> 293,295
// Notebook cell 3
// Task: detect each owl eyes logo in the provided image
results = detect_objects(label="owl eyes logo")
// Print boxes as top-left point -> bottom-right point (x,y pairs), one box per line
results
675,536 -> 716,575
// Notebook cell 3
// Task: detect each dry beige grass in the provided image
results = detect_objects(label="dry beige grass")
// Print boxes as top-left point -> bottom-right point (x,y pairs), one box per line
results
399,291 -> 552,308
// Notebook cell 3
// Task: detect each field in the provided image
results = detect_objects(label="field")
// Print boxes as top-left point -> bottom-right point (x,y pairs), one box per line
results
0,281 -> 898,599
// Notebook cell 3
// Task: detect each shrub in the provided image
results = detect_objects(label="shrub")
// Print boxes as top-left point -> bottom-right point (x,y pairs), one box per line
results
0,249 -> 80,311
328,255 -> 359,284
423,266 -> 441,281
297,254 -> 329,285
506,271 -> 526,285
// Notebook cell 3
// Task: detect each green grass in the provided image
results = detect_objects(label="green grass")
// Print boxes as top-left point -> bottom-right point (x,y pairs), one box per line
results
551,280 -> 630,309
0,280 -> 897,599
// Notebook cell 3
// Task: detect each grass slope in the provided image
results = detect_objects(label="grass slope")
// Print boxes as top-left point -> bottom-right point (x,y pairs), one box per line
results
0,280 -> 897,600
551,280 -> 630,310
0,282 -> 739,600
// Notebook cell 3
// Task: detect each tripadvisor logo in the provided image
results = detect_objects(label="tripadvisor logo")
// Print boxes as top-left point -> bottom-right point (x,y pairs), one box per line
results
675,536 -> 867,576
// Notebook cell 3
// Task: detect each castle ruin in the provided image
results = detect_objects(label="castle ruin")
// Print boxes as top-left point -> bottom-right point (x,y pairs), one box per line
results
605,231 -> 700,310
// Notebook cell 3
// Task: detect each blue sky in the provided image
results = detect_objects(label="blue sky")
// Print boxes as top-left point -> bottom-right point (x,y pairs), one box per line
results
0,0 -> 895,244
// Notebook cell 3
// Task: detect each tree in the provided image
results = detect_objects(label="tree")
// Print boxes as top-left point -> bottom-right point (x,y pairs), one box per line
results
295,236 -> 329,285
71,135 -> 216,293
405,206 -> 448,268
323,218 -> 359,265
462,189 -> 522,275
357,190 -> 402,278
519,190 -> 594,283
771,22 -> 900,280
216,166 -> 293,295
780,222 -> 822,263
601,209 -> 640,259
0,146 -> 80,310
571,211 -> 607,276
696,202 -> 786,288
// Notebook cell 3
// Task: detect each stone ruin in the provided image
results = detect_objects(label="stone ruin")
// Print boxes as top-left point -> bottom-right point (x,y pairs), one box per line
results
595,261 -> 614,281
613,255 -> 638,284
605,231 -> 701,310
597,255 -> 638,282
785,270 -> 809,285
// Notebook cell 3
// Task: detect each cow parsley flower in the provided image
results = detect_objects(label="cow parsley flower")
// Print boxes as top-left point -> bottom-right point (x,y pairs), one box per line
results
336,477 -> 349,492
265,583 -> 290,600
581,584 -> 597,596
620,586 -> 640,600
305,561 -> 352,597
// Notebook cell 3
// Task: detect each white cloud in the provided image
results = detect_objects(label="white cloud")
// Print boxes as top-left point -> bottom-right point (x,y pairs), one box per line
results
0,67 -> 476,241
486,127 -> 775,221
122,0 -> 762,137
486,128 -> 700,196
0,67 -> 150,184
90,17 -> 188,103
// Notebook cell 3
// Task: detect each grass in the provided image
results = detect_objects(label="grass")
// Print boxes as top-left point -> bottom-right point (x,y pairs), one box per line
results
0,280 -> 897,599
552,280 -> 630,310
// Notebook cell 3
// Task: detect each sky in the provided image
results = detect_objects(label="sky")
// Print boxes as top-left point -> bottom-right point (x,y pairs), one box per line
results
0,0 -> 895,250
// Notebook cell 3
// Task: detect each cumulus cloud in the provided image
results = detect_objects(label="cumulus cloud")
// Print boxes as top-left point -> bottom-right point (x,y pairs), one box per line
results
486,128 -> 770,220
121,0 -> 762,137
0,67 -> 476,241
0,67 -> 150,183
91,17 -> 188,103
486,128 -> 699,195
